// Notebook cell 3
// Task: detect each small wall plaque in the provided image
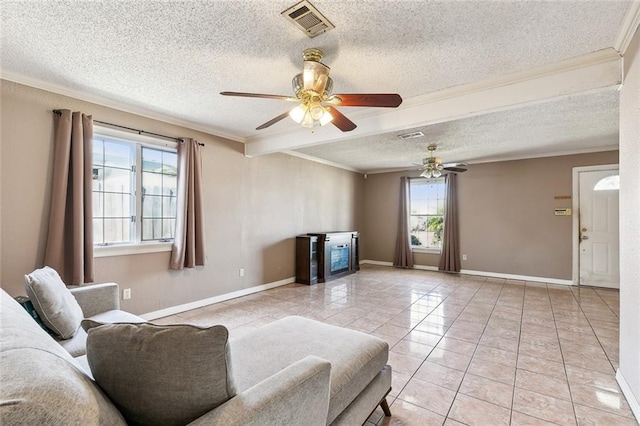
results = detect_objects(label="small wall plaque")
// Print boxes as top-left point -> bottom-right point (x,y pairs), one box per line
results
555,208 -> 572,216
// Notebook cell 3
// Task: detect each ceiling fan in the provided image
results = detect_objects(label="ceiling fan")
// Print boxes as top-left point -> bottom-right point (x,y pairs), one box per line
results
417,145 -> 468,178
220,48 -> 403,132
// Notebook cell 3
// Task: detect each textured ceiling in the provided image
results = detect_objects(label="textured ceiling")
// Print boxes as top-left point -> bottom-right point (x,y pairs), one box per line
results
295,88 -> 620,172
0,0 -> 634,169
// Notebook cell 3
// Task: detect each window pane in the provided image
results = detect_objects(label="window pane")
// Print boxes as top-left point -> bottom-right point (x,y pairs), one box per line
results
92,166 -> 104,191
142,171 -> 163,195
409,178 -> 446,249
92,191 -> 104,217
93,140 -> 104,165
142,148 -> 163,172
93,218 -> 104,244
163,175 -> 177,196
144,218 -> 162,241
104,193 -> 130,218
162,196 -> 177,218
162,219 -> 175,239
143,194 -> 162,218
163,152 -> 178,174
104,141 -> 133,168
104,218 -> 130,243
102,167 -> 131,193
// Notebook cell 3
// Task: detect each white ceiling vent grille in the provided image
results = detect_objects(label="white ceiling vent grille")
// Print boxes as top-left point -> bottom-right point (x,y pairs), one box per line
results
282,0 -> 335,38
398,131 -> 425,140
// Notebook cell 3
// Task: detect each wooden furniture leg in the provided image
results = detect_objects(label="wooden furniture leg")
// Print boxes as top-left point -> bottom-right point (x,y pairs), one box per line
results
380,398 -> 391,417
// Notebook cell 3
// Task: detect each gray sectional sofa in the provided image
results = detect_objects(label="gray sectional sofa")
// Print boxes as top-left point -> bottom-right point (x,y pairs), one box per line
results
1,281 -> 392,425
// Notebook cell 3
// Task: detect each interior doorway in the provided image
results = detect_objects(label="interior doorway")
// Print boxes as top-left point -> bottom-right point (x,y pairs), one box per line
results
572,165 -> 620,288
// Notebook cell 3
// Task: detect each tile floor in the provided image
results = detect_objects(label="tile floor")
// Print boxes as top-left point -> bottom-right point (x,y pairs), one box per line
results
154,265 -> 638,425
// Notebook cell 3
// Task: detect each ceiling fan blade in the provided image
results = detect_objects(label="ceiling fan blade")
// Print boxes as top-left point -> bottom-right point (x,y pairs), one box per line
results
220,92 -> 297,101
325,106 -> 357,132
303,61 -> 330,93
332,94 -> 403,108
256,111 -> 291,130
442,163 -> 469,173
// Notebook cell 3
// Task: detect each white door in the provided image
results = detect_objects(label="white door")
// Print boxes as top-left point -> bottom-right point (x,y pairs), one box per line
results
578,168 -> 619,288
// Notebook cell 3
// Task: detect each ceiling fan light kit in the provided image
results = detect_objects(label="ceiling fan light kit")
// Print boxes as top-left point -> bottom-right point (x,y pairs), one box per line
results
220,48 -> 403,132
420,145 -> 445,178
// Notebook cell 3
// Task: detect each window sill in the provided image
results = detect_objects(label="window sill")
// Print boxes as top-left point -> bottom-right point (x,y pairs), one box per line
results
94,242 -> 173,258
411,247 -> 442,255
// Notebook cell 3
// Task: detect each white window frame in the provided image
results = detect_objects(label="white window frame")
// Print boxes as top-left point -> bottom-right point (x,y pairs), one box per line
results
93,126 -> 178,258
409,177 -> 446,254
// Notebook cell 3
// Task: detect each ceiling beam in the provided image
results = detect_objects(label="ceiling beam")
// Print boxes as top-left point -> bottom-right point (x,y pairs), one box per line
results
245,48 -> 622,157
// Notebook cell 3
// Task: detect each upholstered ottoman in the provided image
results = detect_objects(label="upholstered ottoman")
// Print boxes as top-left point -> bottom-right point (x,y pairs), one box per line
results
229,316 -> 392,425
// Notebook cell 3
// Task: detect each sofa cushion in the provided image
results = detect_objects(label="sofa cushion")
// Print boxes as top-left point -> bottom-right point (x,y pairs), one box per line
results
24,266 -> 83,339
82,320 -> 235,426
60,309 -> 146,358
0,290 -> 126,425
229,316 -> 389,424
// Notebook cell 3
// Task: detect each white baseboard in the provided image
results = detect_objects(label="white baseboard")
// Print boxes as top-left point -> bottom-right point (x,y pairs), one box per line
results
141,276 -> 296,320
359,260 -> 572,285
616,369 -> 640,422
460,269 -> 573,286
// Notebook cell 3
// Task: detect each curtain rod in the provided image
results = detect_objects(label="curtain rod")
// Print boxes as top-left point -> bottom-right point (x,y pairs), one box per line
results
52,110 -> 204,146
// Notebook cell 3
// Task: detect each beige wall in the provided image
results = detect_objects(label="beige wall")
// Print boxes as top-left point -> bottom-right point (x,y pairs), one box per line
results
362,150 -> 618,280
0,80 -> 363,314
619,27 -> 640,415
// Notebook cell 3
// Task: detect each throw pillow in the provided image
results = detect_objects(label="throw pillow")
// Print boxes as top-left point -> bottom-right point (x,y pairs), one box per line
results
82,320 -> 235,426
24,266 -> 83,339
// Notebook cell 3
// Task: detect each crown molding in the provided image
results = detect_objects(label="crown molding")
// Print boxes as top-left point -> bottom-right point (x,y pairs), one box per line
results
0,71 -> 246,143
614,1 -> 640,55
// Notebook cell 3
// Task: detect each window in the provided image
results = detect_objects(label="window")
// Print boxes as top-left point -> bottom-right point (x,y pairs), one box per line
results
92,134 -> 177,246
409,177 -> 446,250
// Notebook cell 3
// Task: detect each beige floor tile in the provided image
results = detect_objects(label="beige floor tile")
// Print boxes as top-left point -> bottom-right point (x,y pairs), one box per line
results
388,351 -> 424,375
467,358 -> 516,385
372,332 -> 404,349
391,339 -> 434,360
414,360 -> 466,391
443,418 -> 467,426
473,345 -> 517,368
569,383 -> 636,418
376,323 -> 412,339
515,368 -> 571,401
478,333 -> 519,353
435,336 -> 477,357
458,373 -> 514,408
562,349 -> 614,374
378,399 -> 445,426
427,347 -> 473,372
405,329 -> 444,346
574,403 -> 640,426
513,388 -> 577,425
510,411 -> 559,425
518,340 -> 563,362
448,393 -> 511,426
516,353 -> 566,379
413,320 -> 449,336
389,371 -> 412,398
565,365 -> 621,393
444,327 -> 483,344
397,377 -> 457,416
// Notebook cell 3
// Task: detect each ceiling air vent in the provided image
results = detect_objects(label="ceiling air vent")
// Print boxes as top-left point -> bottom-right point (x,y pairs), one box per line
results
398,131 -> 425,140
282,0 -> 335,38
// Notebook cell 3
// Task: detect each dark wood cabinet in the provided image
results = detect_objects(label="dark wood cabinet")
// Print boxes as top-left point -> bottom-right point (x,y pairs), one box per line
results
295,235 -> 319,285
296,231 -> 359,284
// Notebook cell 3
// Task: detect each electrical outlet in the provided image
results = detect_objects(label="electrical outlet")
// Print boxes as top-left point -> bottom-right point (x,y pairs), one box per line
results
123,288 -> 131,300
239,268 -> 245,277
462,254 -> 468,261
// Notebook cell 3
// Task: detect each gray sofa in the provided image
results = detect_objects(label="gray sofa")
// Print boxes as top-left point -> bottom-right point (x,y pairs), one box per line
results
1,283 -> 392,425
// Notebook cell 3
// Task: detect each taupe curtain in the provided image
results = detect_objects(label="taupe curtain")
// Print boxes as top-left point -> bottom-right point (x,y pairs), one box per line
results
439,173 -> 461,272
393,176 -> 414,268
44,110 -> 94,285
170,138 -> 205,269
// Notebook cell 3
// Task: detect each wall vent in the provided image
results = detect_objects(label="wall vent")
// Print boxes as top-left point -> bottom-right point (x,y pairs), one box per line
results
282,0 -> 335,38
398,131 -> 425,140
